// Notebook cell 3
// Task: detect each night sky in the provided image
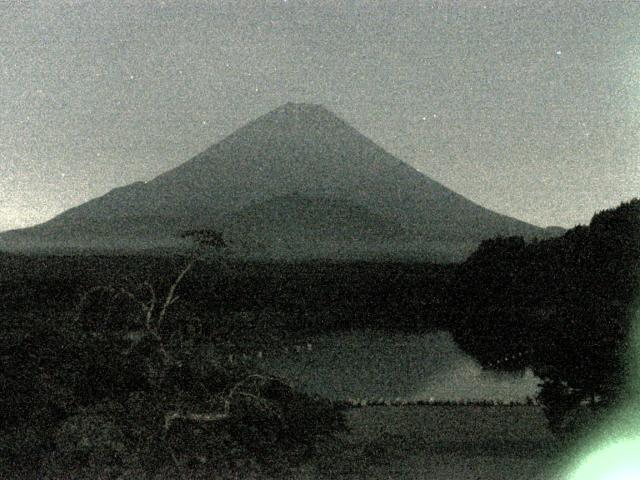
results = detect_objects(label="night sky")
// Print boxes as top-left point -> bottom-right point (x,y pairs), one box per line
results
2,0 -> 638,233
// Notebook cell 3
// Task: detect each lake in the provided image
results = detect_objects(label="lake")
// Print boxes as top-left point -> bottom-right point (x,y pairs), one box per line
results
258,329 -> 541,402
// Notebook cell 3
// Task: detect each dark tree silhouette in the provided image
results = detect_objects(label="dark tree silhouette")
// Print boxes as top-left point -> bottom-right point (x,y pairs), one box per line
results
450,199 -> 640,435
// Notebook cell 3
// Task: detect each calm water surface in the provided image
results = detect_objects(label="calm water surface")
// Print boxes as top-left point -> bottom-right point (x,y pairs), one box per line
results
258,330 -> 540,402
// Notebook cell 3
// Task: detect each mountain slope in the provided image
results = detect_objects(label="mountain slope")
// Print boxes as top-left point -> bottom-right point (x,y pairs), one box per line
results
0,103 -> 552,259
223,194 -> 405,241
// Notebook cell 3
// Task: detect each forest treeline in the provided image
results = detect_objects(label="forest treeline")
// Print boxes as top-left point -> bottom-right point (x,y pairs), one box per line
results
0,254 -> 452,334
450,198 -> 640,434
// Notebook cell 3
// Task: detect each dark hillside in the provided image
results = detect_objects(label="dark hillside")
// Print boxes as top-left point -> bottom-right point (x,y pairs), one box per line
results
0,254 -> 453,334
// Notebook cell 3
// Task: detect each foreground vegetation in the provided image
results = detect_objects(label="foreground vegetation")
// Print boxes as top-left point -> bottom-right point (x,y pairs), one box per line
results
1,199 -> 638,477
1,239 -> 347,478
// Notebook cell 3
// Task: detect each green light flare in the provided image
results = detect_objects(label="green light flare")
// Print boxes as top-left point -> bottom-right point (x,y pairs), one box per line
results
567,438 -> 640,480
562,300 -> 640,479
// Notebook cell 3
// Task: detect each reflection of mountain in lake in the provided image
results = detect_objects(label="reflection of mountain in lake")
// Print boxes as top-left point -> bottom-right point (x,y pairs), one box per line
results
260,330 -> 540,402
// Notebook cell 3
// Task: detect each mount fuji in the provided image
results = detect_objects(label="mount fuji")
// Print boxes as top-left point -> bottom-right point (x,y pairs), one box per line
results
0,103 -> 556,260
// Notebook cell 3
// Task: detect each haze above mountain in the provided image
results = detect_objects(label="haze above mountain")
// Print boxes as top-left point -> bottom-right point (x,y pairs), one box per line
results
0,103 -> 559,260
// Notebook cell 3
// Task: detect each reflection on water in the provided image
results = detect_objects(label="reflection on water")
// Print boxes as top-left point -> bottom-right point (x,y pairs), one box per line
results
259,330 -> 540,402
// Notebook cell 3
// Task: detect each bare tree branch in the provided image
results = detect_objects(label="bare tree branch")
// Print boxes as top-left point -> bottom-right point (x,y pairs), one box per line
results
157,254 -> 197,328
163,374 -> 288,431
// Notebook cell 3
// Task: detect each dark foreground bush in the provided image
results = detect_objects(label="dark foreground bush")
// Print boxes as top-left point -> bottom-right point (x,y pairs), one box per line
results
1,278 -> 346,479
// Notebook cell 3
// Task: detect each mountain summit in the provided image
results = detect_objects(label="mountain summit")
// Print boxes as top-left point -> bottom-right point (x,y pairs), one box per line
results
0,103 -> 552,260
